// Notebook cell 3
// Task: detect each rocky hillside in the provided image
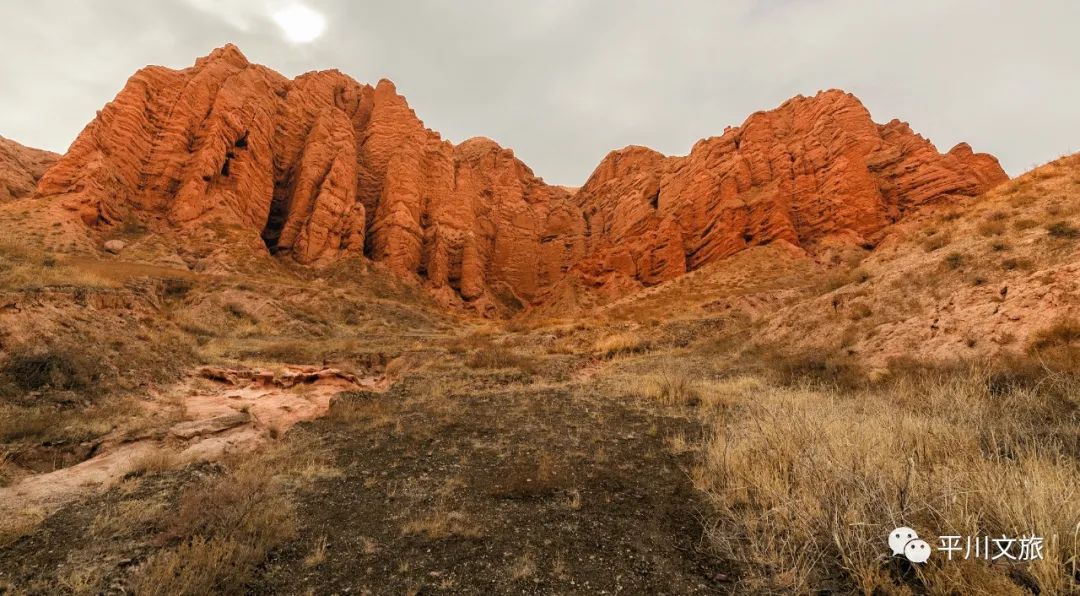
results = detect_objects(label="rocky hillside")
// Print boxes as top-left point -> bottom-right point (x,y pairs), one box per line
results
572,90 -> 1006,293
0,136 -> 57,202
24,45 -> 1005,314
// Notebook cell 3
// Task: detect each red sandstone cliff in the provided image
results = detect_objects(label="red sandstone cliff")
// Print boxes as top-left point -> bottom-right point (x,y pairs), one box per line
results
31,46 -> 1006,312
571,90 -> 1008,290
35,45 -> 583,312
0,136 -> 58,202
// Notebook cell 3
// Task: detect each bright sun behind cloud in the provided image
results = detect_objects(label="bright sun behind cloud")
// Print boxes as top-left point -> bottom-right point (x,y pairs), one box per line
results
271,2 -> 326,44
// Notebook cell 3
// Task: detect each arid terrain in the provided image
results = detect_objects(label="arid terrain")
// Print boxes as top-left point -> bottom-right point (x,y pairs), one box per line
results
0,47 -> 1077,595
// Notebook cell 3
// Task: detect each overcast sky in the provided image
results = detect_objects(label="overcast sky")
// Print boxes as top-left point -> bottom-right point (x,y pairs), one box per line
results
1,1 -> 1077,185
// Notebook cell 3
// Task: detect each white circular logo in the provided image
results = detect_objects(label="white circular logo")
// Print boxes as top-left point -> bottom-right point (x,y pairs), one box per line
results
889,526 -> 918,556
904,538 -> 932,563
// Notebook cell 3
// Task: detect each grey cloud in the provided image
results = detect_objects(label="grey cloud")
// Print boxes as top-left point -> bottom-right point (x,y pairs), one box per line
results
1,0 -> 1077,185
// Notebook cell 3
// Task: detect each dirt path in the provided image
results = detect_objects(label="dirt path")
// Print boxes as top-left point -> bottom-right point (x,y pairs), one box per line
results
256,378 -> 728,594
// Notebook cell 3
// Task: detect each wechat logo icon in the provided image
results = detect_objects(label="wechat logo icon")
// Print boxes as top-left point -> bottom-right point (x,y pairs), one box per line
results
890,526 -> 930,563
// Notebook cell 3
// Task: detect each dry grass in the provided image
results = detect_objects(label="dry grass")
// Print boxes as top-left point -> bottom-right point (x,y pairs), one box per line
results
465,345 -> 535,371
0,343 -> 106,395
89,496 -> 168,540
0,507 -> 47,548
645,370 -> 700,406
303,536 -> 329,568
0,396 -> 142,447
509,552 -> 537,581
400,510 -> 483,541
125,448 -> 180,477
694,369 -> 1080,594
0,243 -> 118,290
593,331 -> 650,358
1046,221 -> 1080,239
127,438 -> 325,595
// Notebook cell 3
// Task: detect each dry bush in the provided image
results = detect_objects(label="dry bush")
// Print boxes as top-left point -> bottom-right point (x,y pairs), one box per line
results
646,370 -> 700,406
593,331 -> 650,358
1013,217 -> 1039,231
1,344 -> 105,395
695,370 -> 1079,594
943,251 -> 966,270
1046,221 -> 1080,239
819,267 -> 871,293
465,345 -> 535,372
1001,256 -> 1035,272
130,452 -> 299,595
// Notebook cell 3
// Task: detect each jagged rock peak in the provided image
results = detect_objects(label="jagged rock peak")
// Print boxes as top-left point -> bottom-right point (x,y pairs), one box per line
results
32,47 -> 1007,314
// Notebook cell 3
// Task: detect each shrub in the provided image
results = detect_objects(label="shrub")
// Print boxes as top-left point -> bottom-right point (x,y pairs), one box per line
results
1045,221 -> 1080,239
1,345 -> 105,393
1001,257 -> 1034,272
131,457 -> 297,595
943,251 -> 965,269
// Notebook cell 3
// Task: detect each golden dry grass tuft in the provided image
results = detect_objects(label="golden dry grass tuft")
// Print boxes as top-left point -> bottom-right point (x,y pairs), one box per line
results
645,370 -> 700,406
694,369 -> 1079,594
125,448 -> 180,478
400,510 -> 483,541
592,331 -> 650,358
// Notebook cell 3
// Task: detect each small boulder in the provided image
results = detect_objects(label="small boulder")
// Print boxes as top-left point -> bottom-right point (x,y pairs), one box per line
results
103,239 -> 126,254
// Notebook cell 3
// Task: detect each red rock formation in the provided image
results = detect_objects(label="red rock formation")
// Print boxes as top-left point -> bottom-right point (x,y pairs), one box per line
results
35,45 -> 584,312
0,136 -> 58,201
33,48 -> 1005,312
573,90 -> 1007,287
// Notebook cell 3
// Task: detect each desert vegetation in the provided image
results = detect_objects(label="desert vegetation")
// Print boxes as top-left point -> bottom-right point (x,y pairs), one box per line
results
693,364 -> 1079,593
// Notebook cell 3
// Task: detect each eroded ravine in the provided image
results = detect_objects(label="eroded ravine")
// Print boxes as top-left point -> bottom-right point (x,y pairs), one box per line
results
0,365 -> 389,517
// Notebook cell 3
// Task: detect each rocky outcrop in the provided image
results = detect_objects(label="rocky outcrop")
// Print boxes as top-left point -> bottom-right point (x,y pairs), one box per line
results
35,45 -> 583,312
33,47 -> 1005,312
0,136 -> 58,201
572,90 -> 1008,288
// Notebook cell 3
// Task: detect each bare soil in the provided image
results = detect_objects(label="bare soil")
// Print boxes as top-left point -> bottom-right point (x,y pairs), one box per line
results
257,378 -> 727,594
0,365 -> 730,594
